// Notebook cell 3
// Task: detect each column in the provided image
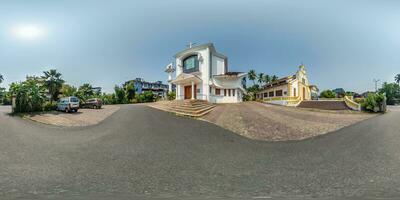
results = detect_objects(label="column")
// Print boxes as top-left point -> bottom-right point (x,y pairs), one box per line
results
191,81 -> 195,99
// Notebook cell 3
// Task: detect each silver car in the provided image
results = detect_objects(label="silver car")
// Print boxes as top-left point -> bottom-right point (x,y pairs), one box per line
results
57,96 -> 80,113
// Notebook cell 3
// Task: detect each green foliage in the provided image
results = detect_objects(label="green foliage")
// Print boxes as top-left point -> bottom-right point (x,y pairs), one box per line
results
319,90 -> 336,98
395,74 -> 400,85
361,93 -> 385,112
0,87 -> 5,104
12,79 -> 46,113
100,93 -> 116,105
242,93 -> 252,101
0,74 -> 3,84
114,85 -> 128,104
345,91 -> 355,97
60,84 -> 77,97
43,101 -> 57,111
257,73 -> 264,85
248,69 -> 257,85
167,91 -> 176,100
263,74 -> 270,84
42,69 -> 64,103
125,82 -> 135,101
135,91 -> 154,103
77,83 -> 94,102
245,84 -> 260,101
379,82 -> 400,105
271,75 -> 278,82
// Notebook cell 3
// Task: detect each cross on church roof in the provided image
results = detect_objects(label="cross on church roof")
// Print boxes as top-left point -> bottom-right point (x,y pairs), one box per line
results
187,42 -> 196,48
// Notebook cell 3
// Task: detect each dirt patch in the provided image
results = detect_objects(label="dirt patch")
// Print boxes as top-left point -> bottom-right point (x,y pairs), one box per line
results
201,102 -> 377,141
25,105 -> 120,127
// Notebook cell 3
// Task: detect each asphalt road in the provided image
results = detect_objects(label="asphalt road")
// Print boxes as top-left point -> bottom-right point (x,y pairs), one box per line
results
0,105 -> 400,199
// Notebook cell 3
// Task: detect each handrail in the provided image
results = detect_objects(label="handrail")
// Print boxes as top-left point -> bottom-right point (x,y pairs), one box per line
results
317,98 -> 344,101
344,96 -> 361,111
263,96 -> 300,101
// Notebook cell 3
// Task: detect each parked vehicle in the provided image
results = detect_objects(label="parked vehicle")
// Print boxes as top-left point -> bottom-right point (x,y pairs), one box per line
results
57,96 -> 80,113
82,98 -> 103,109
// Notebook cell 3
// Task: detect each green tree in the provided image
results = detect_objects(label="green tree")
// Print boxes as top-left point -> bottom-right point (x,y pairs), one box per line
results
248,69 -> 257,85
257,73 -> 264,85
42,69 -> 64,104
263,74 -> 271,84
320,90 -> 336,98
125,82 -> 135,101
0,74 -> 3,84
114,85 -> 127,104
271,75 -> 278,82
77,83 -> 94,102
60,84 -> 77,97
12,79 -> 46,113
379,82 -> 400,105
395,74 -> 400,85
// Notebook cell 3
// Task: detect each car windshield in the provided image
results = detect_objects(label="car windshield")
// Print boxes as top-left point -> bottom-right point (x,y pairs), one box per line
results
70,97 -> 79,102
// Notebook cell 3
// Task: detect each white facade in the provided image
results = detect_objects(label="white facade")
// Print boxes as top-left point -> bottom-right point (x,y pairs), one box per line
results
169,43 -> 246,103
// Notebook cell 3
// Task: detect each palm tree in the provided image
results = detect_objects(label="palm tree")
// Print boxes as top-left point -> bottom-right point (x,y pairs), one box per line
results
257,73 -> 264,85
0,74 -> 3,84
248,70 -> 257,85
42,69 -> 64,104
395,74 -> 400,85
271,75 -> 278,82
263,74 -> 271,84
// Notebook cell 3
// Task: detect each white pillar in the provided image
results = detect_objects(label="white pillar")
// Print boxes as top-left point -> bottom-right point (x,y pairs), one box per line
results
168,73 -> 172,92
176,85 -> 181,100
191,81 -> 195,100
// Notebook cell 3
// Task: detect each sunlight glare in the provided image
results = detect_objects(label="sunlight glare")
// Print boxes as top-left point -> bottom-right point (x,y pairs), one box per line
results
12,24 -> 45,40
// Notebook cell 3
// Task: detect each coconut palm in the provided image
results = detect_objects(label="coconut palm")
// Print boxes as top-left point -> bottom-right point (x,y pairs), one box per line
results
263,74 -> 271,84
257,73 -> 264,85
395,74 -> 400,85
42,69 -> 64,104
248,69 -> 257,85
271,75 -> 278,82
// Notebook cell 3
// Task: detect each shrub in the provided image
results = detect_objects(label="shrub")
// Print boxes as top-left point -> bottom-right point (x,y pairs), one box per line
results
43,101 -> 57,111
361,93 -> 385,112
167,91 -> 176,100
319,90 -> 336,98
12,79 -> 46,113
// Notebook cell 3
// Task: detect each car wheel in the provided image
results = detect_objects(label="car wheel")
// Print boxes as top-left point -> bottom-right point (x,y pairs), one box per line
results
65,108 -> 69,113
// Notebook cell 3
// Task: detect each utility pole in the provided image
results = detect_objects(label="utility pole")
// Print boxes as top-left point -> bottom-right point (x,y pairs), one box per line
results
373,78 -> 380,92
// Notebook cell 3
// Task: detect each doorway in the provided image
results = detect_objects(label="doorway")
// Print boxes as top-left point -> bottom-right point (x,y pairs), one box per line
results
184,85 -> 196,99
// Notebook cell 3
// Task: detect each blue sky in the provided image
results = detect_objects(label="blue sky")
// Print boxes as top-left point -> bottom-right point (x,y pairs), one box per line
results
0,0 -> 399,93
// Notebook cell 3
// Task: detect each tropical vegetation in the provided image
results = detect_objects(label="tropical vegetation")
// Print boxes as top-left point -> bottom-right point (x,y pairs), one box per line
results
1,70 -> 162,113
319,90 -> 336,98
245,69 -> 279,101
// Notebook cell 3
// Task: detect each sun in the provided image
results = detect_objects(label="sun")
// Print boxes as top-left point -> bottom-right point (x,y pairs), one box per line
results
12,24 -> 45,40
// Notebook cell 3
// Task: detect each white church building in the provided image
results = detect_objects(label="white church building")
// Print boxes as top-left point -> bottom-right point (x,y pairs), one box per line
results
165,43 -> 247,103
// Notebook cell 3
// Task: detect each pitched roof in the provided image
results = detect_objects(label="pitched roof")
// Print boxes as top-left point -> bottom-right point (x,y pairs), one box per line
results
174,43 -> 227,59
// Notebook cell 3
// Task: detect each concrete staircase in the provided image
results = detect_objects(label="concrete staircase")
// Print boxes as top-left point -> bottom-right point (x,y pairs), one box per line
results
149,100 -> 216,117
297,100 -> 350,110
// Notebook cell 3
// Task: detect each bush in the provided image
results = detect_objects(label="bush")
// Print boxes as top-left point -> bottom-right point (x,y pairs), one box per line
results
167,91 -> 176,100
43,101 -> 57,111
361,93 -> 385,112
11,79 -> 47,113
135,91 -> 155,103
319,90 -> 336,98
242,93 -> 252,101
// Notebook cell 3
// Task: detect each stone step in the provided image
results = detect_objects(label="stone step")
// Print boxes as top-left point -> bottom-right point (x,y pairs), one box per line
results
150,100 -> 215,117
